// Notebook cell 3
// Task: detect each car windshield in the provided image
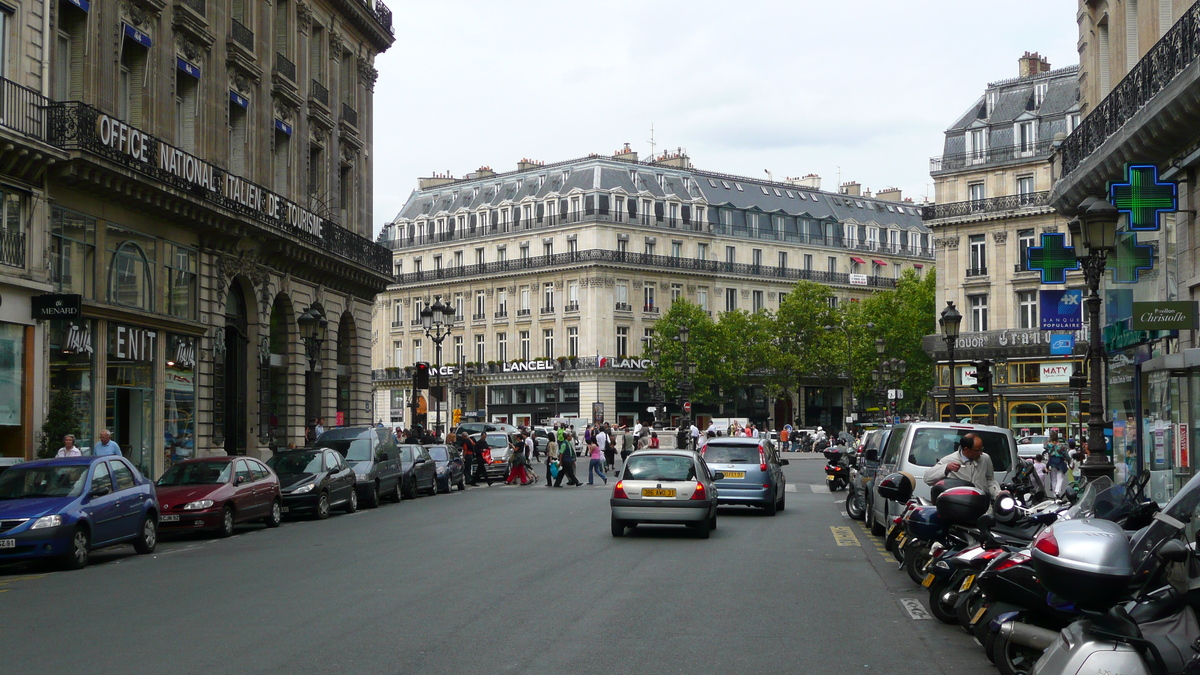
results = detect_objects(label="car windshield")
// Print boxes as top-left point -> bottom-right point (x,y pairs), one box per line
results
157,462 -> 232,486
907,428 -> 1012,471
427,446 -> 449,461
1020,436 -> 1049,445
625,455 -> 696,482
0,465 -> 88,499
704,444 -> 760,463
321,438 -> 373,462
485,435 -> 509,448
268,452 -> 323,474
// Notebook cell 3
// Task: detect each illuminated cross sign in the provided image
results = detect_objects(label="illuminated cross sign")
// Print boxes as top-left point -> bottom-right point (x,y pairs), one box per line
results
1027,233 -> 1080,284
1110,232 -> 1154,284
1109,164 -> 1176,231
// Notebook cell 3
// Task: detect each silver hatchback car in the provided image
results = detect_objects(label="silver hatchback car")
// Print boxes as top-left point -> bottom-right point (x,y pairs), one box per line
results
610,449 -> 722,538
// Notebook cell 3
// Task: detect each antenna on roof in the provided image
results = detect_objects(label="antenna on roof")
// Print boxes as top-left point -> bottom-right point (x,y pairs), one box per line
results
764,169 -> 773,182
647,123 -> 656,161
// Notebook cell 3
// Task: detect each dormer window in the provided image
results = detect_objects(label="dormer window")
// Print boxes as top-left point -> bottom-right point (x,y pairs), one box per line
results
1034,82 -> 1048,107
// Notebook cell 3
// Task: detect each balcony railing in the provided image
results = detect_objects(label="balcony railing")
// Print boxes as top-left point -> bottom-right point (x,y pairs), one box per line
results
1014,261 -> 1033,273
310,80 -> 329,107
516,308 -> 531,317
0,229 -> 25,268
615,302 -> 632,311
393,248 -> 901,290
643,305 -> 659,314
965,267 -> 989,278
565,302 -> 579,312
230,19 -> 253,51
472,313 -> 486,321
390,320 -> 402,329
341,103 -> 358,128
1060,2 -> 1200,177
179,0 -> 206,16
540,306 -> 555,314
0,76 -> 49,141
930,140 -> 1055,173
410,318 -> 423,326
494,310 -> 508,319
373,0 -> 394,34
384,209 -> 934,260
921,191 -> 1051,220
275,52 -> 296,82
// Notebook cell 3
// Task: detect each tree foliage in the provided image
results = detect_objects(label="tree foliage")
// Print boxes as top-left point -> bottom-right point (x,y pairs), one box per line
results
39,388 -> 82,459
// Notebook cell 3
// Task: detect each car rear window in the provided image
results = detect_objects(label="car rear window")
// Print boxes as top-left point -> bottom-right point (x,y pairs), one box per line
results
703,444 -> 760,464
908,428 -> 1012,471
625,455 -> 696,482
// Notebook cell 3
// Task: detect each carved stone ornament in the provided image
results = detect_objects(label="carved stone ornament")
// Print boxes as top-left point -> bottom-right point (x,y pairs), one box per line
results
216,249 -> 269,307
176,35 -> 203,61
485,289 -> 494,298
741,289 -> 751,299
1043,226 -> 1059,234
935,236 -> 960,250
340,144 -> 358,164
296,0 -> 314,31
686,284 -> 696,293
309,126 -> 328,146
357,61 -> 379,91
279,273 -> 291,297
274,99 -> 296,124
229,72 -> 253,95
554,281 -> 563,290
121,0 -> 154,28
659,281 -> 670,290
329,32 -> 346,55
507,285 -> 517,293
603,278 -> 615,288
768,292 -> 778,301
992,231 -> 1009,244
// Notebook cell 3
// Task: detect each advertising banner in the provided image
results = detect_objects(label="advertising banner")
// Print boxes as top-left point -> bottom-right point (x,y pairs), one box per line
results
1049,333 -> 1075,355
1040,289 -> 1083,330
1131,301 -> 1197,330
1040,362 -> 1073,384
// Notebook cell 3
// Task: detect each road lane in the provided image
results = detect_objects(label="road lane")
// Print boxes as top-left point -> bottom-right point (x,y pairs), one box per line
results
1,454 -> 993,674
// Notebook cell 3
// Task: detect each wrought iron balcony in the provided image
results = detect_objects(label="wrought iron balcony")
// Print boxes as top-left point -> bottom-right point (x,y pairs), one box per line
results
540,306 -> 555,314
179,0 -> 205,16
410,318 -> 423,326
921,191 -> 1051,220
615,302 -> 632,311
965,267 -> 989,278
341,103 -> 358,128
643,305 -> 659,314
275,52 -> 296,83
310,80 -> 329,107
565,302 -> 579,312
516,308 -> 531,317
0,77 -> 49,142
391,320 -> 402,329
472,313 -> 486,321
930,141 -> 1054,173
230,19 -> 253,51
0,229 -> 25,268
494,310 -> 508,319
1060,3 -> 1200,178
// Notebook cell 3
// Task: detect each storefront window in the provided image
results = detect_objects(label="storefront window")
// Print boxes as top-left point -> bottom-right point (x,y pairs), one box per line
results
49,320 -> 93,451
107,226 -> 156,310
165,334 -> 196,468
165,243 -> 197,319
0,323 -> 24,455
563,385 -> 580,403
50,207 -> 95,298
1109,352 -> 1139,484
106,323 -> 157,477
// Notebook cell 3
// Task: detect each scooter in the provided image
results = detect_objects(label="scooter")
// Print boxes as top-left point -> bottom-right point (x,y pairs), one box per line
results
824,447 -> 848,492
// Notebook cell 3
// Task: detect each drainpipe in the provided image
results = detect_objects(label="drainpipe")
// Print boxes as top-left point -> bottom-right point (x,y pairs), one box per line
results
41,0 -> 52,96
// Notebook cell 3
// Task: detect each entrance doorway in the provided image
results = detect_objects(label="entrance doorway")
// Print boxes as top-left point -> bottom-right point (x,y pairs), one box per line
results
106,385 -> 152,474
219,283 -> 249,455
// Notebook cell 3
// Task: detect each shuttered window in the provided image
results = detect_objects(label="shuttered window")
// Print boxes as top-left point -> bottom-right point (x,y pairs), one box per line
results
229,101 -> 247,175
176,71 -> 198,152
1099,21 -> 1112,95
1126,0 -> 1139,70
120,40 -> 147,127
275,0 -> 289,56
1160,0 -> 1173,37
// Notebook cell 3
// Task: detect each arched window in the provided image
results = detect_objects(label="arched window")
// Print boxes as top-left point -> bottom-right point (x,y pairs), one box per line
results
1044,402 -> 1068,426
1010,402 -> 1045,433
108,241 -> 151,309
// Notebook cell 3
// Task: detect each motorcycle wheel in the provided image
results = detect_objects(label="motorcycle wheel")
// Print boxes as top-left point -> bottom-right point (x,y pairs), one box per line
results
982,630 -> 998,664
927,579 -> 959,624
905,543 -> 932,586
845,489 -> 865,520
992,630 -> 1042,675
827,480 -> 837,492
890,531 -> 907,565
955,587 -> 986,635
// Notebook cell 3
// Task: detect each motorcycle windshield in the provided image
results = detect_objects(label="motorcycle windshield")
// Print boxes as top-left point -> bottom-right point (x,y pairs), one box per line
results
1130,471 -> 1200,575
1064,476 -> 1114,520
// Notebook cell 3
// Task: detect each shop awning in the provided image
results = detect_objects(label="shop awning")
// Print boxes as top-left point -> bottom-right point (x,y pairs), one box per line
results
872,259 -> 888,266
914,263 -> 924,268
850,256 -> 866,264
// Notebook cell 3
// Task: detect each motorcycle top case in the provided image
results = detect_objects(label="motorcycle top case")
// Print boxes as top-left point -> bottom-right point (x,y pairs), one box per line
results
1030,518 -> 1134,611
877,472 -> 914,502
934,485 -> 989,526
903,505 -> 945,540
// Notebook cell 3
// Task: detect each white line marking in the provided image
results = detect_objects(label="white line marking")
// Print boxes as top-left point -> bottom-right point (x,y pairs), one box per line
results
899,598 -> 932,620
785,484 -> 797,493
809,484 -> 828,493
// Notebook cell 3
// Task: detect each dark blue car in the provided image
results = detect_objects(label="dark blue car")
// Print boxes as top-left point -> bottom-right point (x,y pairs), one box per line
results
0,456 -> 160,569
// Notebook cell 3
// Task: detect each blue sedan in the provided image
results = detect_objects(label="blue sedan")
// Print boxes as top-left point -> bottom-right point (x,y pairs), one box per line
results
0,456 -> 160,569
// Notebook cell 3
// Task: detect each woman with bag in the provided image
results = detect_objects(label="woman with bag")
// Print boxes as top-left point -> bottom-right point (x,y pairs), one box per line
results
505,433 -> 531,485
1043,430 -> 1069,497
586,436 -> 607,485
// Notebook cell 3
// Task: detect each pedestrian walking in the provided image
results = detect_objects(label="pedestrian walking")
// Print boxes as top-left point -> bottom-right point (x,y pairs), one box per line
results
604,427 -> 620,473
620,429 -> 635,467
505,433 -> 531,485
468,434 -> 493,486
586,437 -> 607,485
554,432 -> 582,487
55,435 -> 82,458
92,429 -> 121,457
1043,430 -> 1070,497
649,431 -> 659,449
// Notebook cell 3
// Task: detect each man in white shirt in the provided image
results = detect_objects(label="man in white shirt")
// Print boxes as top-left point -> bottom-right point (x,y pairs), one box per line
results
689,422 -> 700,450
596,427 -> 609,454
633,421 -> 643,438
924,433 -> 1000,497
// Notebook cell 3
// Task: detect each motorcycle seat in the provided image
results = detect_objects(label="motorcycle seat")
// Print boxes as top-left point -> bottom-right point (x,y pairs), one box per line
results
990,522 -> 1040,542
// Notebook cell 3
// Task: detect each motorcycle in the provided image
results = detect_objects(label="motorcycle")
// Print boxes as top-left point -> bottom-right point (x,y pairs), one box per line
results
824,447 -> 849,491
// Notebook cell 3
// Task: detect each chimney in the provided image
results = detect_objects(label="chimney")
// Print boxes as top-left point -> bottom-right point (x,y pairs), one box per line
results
877,187 -> 903,202
516,158 -> 544,171
839,181 -> 861,197
1018,51 -> 1051,78
786,174 -> 822,190
651,147 -> 691,169
613,143 -> 638,163
418,171 -> 456,189
474,166 -> 496,178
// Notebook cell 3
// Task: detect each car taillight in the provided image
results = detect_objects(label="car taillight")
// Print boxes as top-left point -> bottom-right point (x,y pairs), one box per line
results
992,553 -> 1031,572
690,482 -> 706,500
1034,531 -> 1059,557
613,481 -> 628,499
759,451 -> 767,472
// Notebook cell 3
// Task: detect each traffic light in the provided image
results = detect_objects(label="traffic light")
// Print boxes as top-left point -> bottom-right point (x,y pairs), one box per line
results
971,359 -> 993,394
414,362 -> 430,389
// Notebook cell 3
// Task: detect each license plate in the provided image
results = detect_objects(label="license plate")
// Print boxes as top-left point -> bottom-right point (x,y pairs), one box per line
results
159,514 -> 180,522
0,539 -> 13,549
921,573 -> 936,588
723,471 -> 745,479
887,523 -> 898,537
959,575 -> 976,592
281,507 -> 290,513
895,534 -> 906,548
641,488 -> 677,498
970,606 -> 989,626
826,475 -> 835,481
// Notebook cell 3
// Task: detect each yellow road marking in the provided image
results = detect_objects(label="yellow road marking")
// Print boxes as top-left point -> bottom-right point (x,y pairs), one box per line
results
0,574 -> 46,586
831,526 -> 860,547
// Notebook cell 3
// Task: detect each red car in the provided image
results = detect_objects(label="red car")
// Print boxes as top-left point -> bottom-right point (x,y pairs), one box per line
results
155,457 -> 282,536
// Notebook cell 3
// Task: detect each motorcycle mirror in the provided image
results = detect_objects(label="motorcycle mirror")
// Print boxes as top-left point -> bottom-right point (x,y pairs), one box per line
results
1158,539 -> 1190,563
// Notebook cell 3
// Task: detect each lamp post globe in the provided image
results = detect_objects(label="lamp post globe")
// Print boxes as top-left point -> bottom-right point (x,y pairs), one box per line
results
940,300 -> 962,423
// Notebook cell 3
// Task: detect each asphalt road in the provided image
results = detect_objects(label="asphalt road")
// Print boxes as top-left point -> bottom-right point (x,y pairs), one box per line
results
1,455 -> 994,675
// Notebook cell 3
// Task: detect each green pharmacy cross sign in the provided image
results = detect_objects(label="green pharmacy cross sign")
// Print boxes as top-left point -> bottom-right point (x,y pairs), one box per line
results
1109,164 -> 1176,231
1027,233 -> 1080,284
1110,232 -> 1154,284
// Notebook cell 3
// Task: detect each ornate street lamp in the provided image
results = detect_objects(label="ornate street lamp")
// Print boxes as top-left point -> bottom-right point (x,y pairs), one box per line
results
1070,197 -> 1119,479
298,306 -> 328,371
673,325 -> 696,427
420,295 -> 457,435
939,301 -> 962,422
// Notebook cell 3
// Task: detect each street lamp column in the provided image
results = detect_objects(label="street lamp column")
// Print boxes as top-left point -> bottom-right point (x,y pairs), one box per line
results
940,301 -> 962,423
420,295 -> 457,436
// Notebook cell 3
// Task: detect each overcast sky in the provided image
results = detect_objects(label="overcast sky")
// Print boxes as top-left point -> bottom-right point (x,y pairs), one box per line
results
370,0 -> 1079,236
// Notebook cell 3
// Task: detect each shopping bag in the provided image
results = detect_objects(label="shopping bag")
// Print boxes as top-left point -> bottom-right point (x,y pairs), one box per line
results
549,461 -> 560,479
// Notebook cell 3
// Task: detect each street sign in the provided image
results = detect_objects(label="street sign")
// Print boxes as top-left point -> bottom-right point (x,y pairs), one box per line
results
683,401 -> 692,413
896,389 -> 904,400
887,389 -> 895,400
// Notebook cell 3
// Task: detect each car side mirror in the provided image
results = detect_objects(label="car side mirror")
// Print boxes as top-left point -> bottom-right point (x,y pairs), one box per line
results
713,472 -> 725,481
780,459 -> 790,466
90,484 -> 111,498
234,476 -> 244,485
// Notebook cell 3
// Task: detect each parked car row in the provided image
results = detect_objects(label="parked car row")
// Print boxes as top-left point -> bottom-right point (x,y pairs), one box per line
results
0,425 -> 469,571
